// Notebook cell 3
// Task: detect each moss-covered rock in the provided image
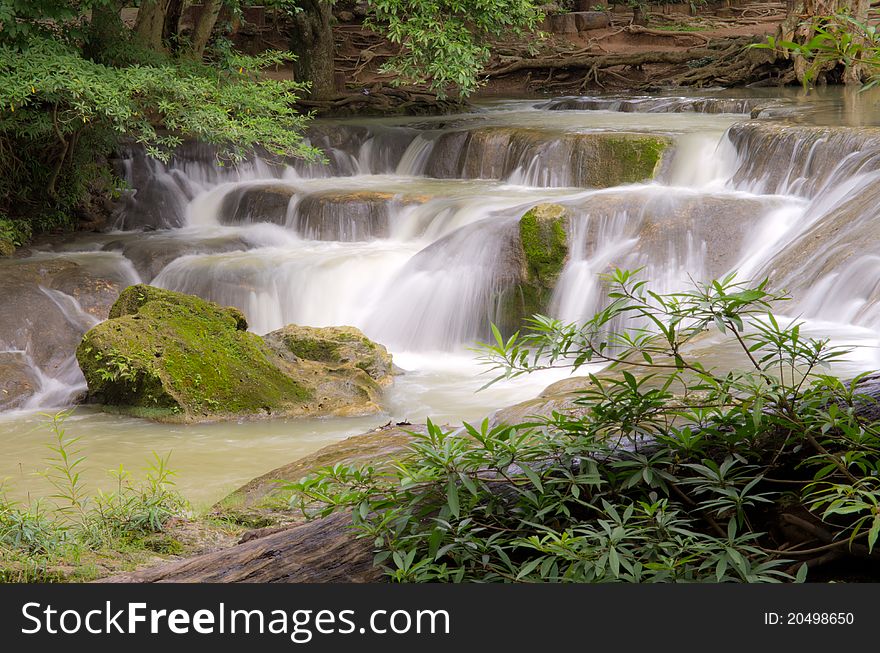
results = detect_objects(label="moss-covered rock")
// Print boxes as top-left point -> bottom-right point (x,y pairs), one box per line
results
76,285 -> 394,422
0,239 -> 14,257
581,134 -> 668,187
494,203 -> 571,329
263,325 -> 395,385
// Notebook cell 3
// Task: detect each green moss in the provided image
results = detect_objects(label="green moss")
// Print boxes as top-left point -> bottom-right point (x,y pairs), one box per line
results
139,534 -> 185,555
576,134 -> 670,187
283,335 -> 342,364
519,203 -> 569,283
515,203 -> 570,319
266,325 -> 395,384
77,284 -> 309,421
0,239 -> 13,257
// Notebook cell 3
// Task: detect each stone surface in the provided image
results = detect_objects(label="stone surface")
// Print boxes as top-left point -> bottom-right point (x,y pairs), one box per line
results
424,127 -> 670,188
0,258 -> 126,373
219,183 -> 296,226
0,353 -> 39,411
102,233 -> 252,281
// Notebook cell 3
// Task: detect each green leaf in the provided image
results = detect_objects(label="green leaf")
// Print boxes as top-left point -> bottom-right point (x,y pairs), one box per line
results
446,475 -> 460,519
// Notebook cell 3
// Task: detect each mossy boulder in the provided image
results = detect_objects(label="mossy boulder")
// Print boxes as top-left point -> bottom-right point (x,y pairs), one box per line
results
76,285 -> 394,422
263,325 -> 395,386
0,239 -> 14,257
495,203 -> 571,330
582,134 -> 669,187
261,324 -> 396,417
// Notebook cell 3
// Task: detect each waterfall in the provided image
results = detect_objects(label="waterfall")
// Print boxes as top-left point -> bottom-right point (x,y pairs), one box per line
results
7,94 -> 880,416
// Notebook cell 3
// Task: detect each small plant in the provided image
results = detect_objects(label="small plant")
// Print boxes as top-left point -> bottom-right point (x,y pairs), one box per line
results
1,413 -> 190,582
0,495 -> 66,556
0,215 -> 31,247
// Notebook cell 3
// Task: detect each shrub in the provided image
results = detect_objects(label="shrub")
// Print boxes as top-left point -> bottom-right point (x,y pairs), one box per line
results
287,270 -> 880,582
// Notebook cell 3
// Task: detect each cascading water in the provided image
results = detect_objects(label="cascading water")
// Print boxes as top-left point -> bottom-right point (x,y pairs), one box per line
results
5,91 -> 880,505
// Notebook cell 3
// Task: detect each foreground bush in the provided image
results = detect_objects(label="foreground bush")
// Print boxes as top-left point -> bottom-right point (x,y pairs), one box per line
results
289,270 -> 880,582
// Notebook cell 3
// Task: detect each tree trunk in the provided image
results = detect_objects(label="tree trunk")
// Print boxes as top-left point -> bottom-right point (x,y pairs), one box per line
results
162,0 -> 185,54
779,0 -> 872,84
190,0 -> 224,59
135,0 -> 173,51
632,4 -> 648,27
97,512 -> 381,583
290,0 -> 337,100
84,0 -> 124,61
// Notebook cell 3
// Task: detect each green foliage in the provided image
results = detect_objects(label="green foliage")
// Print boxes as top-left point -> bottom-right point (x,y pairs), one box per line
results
0,215 -> 31,246
0,412 -> 190,581
753,12 -> 880,90
0,0 -> 108,47
368,0 -> 542,97
0,6 -> 318,235
286,270 -> 880,582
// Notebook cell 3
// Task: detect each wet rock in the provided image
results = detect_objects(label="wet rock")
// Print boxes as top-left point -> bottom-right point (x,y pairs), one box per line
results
0,258 -> 126,373
76,285 -> 395,422
293,190 -> 425,241
424,127 -> 670,187
759,178 -> 880,325
726,121 -> 880,197
295,191 -> 390,240
263,324 -> 396,386
219,183 -> 296,226
102,233 -> 252,281
217,424 -> 423,511
542,96 -> 764,114
423,130 -> 471,178
568,189 -> 777,280
512,203 -> 571,320
0,353 -> 38,411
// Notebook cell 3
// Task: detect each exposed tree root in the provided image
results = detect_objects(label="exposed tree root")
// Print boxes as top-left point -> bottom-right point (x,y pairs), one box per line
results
486,36 -> 792,91
296,84 -> 464,116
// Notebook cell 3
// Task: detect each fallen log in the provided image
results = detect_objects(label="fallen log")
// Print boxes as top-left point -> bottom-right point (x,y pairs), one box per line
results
98,511 -> 380,583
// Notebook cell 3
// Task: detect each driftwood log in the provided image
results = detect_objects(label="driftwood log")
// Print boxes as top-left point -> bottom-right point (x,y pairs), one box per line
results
99,511 -> 380,583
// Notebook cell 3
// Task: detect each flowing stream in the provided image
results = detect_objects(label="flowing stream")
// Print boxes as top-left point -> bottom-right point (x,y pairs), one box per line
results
3,88 -> 880,508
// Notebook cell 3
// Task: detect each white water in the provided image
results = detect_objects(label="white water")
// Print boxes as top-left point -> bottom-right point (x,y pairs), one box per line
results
5,93 -> 880,505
